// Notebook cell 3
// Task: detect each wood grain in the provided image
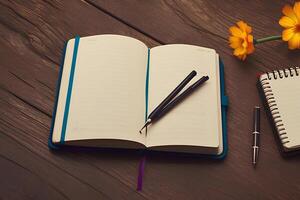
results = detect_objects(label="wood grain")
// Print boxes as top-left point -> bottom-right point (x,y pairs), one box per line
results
1,0 -> 300,199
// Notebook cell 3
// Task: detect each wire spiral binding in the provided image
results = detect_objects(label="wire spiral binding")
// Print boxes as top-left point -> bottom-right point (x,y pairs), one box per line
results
265,67 -> 299,80
260,67 -> 300,145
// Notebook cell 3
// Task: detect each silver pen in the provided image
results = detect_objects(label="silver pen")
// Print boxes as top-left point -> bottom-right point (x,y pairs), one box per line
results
252,106 -> 261,166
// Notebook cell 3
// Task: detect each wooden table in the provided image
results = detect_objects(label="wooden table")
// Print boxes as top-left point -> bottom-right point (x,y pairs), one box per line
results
1,0 -> 300,199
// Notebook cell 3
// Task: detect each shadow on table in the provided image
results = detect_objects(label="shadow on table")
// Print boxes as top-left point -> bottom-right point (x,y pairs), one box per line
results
49,146 -> 224,165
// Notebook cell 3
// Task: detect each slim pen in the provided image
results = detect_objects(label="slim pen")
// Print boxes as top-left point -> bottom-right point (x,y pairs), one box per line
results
139,75 -> 209,133
252,106 -> 261,166
139,70 -> 197,134
154,76 -> 209,122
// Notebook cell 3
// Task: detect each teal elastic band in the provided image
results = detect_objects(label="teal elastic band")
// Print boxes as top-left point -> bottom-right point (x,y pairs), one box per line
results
60,36 -> 80,144
144,48 -> 150,121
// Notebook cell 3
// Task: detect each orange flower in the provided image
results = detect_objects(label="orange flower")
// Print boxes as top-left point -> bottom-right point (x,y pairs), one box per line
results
229,21 -> 254,60
279,2 -> 300,49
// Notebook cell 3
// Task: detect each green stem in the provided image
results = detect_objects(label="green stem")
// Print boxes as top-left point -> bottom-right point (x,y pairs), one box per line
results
254,35 -> 282,44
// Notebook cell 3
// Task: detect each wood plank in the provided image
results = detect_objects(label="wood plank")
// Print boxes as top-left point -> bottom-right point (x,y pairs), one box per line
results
0,131 -> 107,200
84,0 -> 300,199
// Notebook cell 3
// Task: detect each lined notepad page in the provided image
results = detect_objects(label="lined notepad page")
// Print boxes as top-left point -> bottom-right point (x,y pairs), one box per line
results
262,71 -> 300,150
146,45 -> 222,153
52,35 -> 148,145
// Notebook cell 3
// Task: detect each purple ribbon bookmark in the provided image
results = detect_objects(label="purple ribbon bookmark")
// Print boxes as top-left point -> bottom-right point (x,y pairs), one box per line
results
137,155 -> 146,191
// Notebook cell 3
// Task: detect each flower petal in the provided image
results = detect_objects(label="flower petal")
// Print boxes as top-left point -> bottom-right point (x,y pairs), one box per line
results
282,5 -> 298,23
229,36 -> 242,48
247,34 -> 254,43
229,26 -> 243,37
288,33 -> 300,49
293,2 -> 300,21
237,21 -> 252,33
247,45 -> 254,54
247,35 -> 255,53
282,27 -> 295,41
279,16 -> 297,28
242,40 -> 248,48
234,47 -> 246,56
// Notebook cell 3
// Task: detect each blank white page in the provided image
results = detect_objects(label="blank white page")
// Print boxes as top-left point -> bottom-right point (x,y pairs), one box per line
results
146,45 -> 222,151
53,35 -> 148,145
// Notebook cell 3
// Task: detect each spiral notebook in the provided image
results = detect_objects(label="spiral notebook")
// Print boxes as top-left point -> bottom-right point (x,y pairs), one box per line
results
258,67 -> 300,155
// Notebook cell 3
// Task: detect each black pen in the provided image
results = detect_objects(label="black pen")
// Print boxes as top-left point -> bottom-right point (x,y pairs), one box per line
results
252,106 -> 261,166
139,70 -> 197,134
139,74 -> 209,134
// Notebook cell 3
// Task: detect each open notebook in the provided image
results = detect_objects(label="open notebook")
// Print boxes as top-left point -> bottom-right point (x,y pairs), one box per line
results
258,68 -> 300,155
49,35 -> 228,157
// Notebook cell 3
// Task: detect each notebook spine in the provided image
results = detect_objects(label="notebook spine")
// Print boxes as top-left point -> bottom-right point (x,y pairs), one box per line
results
259,67 -> 300,145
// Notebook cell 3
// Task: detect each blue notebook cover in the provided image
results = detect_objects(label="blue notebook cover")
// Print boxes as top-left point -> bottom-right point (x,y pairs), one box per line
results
48,37 -> 228,159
